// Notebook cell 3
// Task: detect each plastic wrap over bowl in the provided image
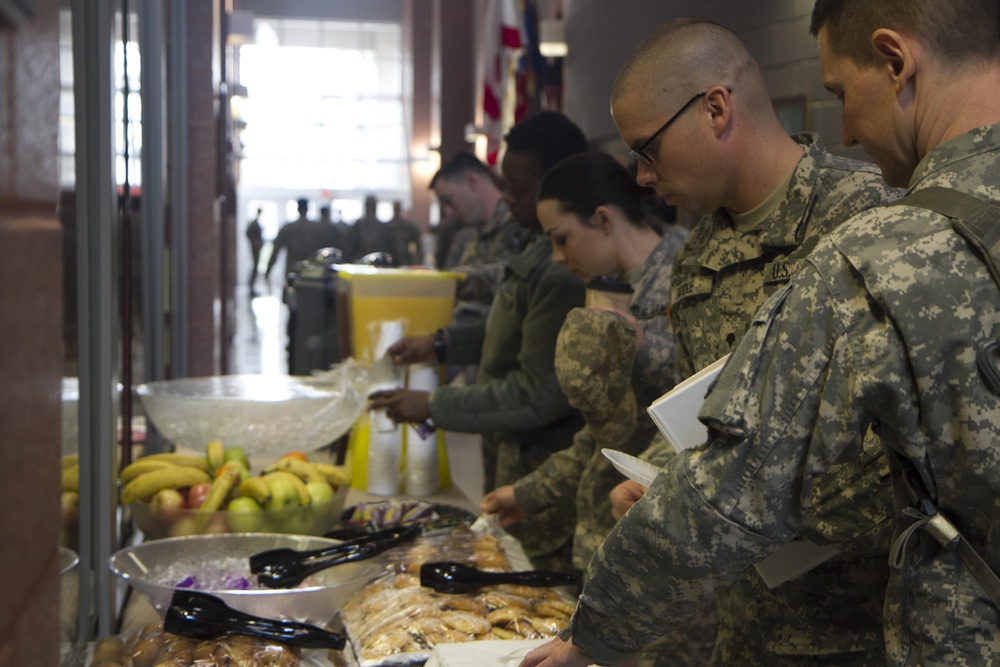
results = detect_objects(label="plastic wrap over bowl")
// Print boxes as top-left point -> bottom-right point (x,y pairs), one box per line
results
109,533 -> 386,625
136,372 -> 364,456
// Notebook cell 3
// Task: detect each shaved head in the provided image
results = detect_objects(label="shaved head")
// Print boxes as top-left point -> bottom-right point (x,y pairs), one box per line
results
613,17 -> 774,128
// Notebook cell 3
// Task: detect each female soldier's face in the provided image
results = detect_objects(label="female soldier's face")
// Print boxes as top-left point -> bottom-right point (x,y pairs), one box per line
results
537,199 -> 617,280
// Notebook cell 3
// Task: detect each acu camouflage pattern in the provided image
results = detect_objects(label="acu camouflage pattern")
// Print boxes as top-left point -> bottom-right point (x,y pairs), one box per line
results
515,229 -> 719,664
567,125 -> 1000,667
452,199 -> 530,305
513,230 -> 686,572
646,133 -> 899,665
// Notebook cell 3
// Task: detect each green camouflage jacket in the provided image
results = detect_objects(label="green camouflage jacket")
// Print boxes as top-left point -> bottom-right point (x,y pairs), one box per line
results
430,235 -> 585,570
569,124 -> 1000,667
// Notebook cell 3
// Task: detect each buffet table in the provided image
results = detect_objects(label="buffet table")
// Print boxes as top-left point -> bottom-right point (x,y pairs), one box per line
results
117,483 -> 482,636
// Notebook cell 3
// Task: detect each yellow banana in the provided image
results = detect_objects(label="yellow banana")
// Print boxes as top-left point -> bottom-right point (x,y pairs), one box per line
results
120,466 -> 211,505
311,462 -> 351,488
264,470 -> 311,505
238,476 -> 272,505
265,456 -> 326,484
118,458 -> 176,486
140,453 -> 209,470
62,454 -> 79,469
196,467 -> 240,514
206,439 -> 226,474
62,465 -> 79,492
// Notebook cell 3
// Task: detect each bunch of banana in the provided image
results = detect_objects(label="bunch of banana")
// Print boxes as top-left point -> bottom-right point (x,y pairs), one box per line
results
264,455 -> 351,489
61,454 -> 80,549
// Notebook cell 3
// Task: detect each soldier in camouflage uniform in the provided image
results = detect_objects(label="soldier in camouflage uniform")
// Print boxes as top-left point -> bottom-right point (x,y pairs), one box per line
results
479,151 -> 711,664
602,18 -> 901,666
519,3 -> 1000,666
430,152 -> 529,312
371,112 -> 589,573
478,152 -> 687,569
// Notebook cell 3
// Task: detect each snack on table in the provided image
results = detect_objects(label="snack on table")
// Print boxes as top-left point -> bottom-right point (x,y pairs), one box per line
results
91,622 -> 301,667
339,528 -> 574,666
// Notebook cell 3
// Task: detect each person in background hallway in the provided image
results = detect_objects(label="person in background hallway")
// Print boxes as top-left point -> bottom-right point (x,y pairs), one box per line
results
246,207 -> 264,297
520,3 -> 1000,665
318,205 -> 346,254
265,197 -> 324,284
370,111 -> 590,573
387,201 -> 422,265
348,194 -> 392,262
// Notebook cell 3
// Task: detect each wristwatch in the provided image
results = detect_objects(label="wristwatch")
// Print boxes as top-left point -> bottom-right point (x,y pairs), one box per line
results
433,329 -> 447,364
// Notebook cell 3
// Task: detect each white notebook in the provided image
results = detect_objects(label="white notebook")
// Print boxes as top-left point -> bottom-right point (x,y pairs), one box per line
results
647,354 -> 729,453
644,354 -> 840,588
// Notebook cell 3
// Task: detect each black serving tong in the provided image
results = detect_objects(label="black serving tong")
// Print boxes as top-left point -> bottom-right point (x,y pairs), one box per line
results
419,561 -> 581,594
250,525 -> 420,589
164,589 -> 346,650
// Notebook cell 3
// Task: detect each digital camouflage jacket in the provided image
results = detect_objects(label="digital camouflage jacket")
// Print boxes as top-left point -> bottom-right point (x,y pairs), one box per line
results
569,124 -> 1000,667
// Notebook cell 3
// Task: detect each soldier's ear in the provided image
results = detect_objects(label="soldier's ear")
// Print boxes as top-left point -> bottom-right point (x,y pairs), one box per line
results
593,205 -> 615,235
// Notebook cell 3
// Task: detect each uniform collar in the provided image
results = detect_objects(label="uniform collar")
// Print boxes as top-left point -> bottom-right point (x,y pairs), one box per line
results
907,122 -> 1000,191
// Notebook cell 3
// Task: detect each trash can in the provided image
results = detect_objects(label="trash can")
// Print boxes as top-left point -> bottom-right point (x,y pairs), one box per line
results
288,247 -> 344,375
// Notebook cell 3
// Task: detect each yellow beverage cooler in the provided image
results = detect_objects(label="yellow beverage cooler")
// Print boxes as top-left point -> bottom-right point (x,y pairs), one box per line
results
334,266 -> 462,494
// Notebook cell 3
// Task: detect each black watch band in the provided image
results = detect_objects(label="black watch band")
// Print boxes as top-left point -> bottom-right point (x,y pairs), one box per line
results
433,329 -> 447,364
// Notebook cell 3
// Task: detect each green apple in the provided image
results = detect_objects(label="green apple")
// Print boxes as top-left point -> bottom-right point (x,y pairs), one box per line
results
223,446 -> 250,471
226,496 -> 264,533
217,460 -> 251,483
305,481 -> 336,505
265,475 -> 300,511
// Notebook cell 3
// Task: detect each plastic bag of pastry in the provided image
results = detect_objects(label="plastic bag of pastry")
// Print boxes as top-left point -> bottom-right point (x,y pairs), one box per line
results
88,621 -> 339,667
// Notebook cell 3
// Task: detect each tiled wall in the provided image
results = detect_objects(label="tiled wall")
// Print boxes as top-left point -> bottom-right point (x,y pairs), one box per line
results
0,0 -> 63,664
564,0 -> 866,162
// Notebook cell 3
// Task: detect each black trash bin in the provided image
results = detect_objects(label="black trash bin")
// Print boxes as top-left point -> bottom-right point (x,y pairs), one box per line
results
288,247 -> 344,375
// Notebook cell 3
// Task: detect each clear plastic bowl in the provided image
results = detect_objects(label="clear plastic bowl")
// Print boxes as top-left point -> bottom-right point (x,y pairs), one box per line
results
129,483 -> 350,540
136,373 -> 364,456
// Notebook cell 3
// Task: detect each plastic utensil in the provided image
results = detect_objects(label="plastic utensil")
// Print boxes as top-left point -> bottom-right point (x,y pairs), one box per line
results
419,561 -> 581,594
250,525 -> 418,589
164,589 -> 346,649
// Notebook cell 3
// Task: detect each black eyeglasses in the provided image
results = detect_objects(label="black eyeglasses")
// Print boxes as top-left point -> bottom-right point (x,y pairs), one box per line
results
628,89 -> 720,165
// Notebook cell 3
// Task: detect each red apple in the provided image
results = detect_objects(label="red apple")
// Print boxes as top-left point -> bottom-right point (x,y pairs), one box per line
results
186,482 -> 213,510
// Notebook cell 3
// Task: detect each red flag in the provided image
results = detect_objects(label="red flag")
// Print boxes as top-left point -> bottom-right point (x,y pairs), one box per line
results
478,0 -> 523,165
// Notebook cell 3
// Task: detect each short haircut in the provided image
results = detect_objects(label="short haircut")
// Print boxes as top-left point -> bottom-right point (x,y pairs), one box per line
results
430,152 -> 494,189
612,17 -> 772,124
538,151 -> 651,225
503,111 -> 589,173
810,0 -> 1000,65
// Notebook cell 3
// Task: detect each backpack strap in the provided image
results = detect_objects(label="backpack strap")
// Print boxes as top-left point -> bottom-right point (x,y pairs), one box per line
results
888,187 -> 1000,610
893,187 -> 1000,394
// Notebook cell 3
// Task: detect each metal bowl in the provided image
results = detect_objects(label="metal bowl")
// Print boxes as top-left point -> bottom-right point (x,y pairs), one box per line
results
109,533 -> 385,624
136,374 -> 364,456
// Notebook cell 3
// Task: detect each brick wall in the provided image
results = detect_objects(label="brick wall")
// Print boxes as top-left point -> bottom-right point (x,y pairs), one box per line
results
0,0 -> 64,664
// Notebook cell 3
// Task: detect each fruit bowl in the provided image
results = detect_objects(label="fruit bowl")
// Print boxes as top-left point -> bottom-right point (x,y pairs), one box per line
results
136,373 -> 364,456
109,533 -> 386,624
129,482 -> 350,540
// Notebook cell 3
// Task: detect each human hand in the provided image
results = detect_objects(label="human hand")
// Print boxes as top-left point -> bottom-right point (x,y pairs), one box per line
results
480,485 -> 525,527
610,479 -> 647,520
384,335 -> 435,364
367,388 -> 432,423
518,636 -> 595,667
